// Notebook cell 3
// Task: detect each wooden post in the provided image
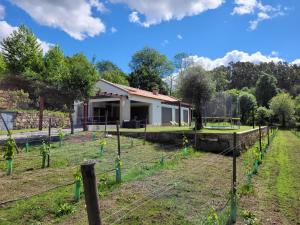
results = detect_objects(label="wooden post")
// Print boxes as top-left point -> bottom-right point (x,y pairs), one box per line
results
259,125 -> 262,153
116,121 -> 121,157
39,96 -> 44,131
230,132 -> 237,223
178,101 -> 181,127
81,160 -> 102,225
83,101 -> 89,131
143,118 -> 147,145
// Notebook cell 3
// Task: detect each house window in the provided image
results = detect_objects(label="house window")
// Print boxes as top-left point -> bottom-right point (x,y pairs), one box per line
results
162,107 -> 172,124
183,109 -> 188,123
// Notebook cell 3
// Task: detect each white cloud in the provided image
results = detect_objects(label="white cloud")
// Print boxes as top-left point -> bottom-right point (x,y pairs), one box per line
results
129,11 -> 141,23
292,59 -> 300,66
186,50 -> 284,71
0,20 -> 17,41
111,26 -> 117,33
111,0 -> 224,27
232,0 -> 286,30
177,34 -> 183,40
0,21 -> 53,53
0,4 -> 5,20
11,0 -> 106,40
37,39 -> 54,53
89,0 -> 108,12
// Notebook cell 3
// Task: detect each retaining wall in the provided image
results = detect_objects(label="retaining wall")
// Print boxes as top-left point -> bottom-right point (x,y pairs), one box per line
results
108,127 -> 268,153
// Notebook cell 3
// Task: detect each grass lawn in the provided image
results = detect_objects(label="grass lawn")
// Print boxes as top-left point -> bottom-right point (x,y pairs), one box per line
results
1,129 -> 295,225
119,125 -> 256,134
237,130 -> 300,225
0,128 -> 38,135
0,131 -> 236,225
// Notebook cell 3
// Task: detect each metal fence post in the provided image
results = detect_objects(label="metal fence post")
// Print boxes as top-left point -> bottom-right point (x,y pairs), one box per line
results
81,160 -> 102,225
230,132 -> 237,224
116,121 -> 121,183
259,125 -> 262,153
143,118 -> 147,145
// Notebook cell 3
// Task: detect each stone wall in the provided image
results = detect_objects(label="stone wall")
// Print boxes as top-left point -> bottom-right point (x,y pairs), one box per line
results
0,90 -> 14,109
14,111 -> 70,129
108,126 -> 268,154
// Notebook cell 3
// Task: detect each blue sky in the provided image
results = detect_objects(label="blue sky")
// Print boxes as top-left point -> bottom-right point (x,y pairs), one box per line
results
0,0 -> 299,73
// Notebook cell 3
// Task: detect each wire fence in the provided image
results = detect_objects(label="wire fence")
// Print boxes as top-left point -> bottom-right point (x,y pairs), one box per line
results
0,120 -> 279,225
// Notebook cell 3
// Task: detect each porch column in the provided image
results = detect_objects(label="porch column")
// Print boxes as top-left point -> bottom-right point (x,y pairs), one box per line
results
83,100 -> 89,131
119,97 -> 130,126
178,101 -> 181,127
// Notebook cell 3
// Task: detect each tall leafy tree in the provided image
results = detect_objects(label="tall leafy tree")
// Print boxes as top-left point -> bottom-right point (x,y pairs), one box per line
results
229,62 -> 259,89
239,92 -> 257,124
60,53 -> 98,133
96,60 -> 128,85
256,106 -> 272,125
0,53 -> 7,75
128,47 -> 173,94
255,73 -> 278,107
178,66 -> 215,129
269,93 -> 295,127
42,46 -> 70,109
0,25 -> 44,75
210,66 -> 230,92
173,52 -> 189,72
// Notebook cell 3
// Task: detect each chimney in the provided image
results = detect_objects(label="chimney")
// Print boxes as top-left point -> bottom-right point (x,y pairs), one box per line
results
152,86 -> 159,95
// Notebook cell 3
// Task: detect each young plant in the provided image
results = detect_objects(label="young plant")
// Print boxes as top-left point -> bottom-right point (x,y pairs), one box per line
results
3,134 -> 17,175
73,169 -> 82,202
58,129 -> 65,147
55,203 -> 75,217
201,207 -> 220,225
40,141 -> 50,168
182,135 -> 189,157
99,139 -> 107,156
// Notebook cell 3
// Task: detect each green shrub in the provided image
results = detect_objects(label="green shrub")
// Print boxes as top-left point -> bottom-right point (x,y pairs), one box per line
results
55,203 -> 74,217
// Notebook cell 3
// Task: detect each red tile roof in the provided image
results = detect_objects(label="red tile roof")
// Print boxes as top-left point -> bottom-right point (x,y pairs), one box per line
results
100,79 -> 179,102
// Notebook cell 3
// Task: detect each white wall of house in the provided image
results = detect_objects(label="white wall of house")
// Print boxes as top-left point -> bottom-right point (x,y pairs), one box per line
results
96,80 -> 127,96
161,104 -> 190,124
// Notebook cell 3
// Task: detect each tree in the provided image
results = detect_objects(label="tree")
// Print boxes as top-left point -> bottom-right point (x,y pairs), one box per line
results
173,52 -> 189,72
255,73 -> 278,106
0,53 -> 7,75
0,25 -> 44,75
43,46 -> 70,109
295,94 -> 300,121
229,62 -> 259,89
239,92 -> 257,124
178,66 -> 215,129
128,47 -> 173,94
60,53 -> 98,133
210,66 -> 230,92
256,106 -> 272,125
96,60 -> 128,85
269,93 -> 295,127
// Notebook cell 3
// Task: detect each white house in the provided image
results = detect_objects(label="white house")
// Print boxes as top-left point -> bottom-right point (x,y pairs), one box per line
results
73,79 -> 191,128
